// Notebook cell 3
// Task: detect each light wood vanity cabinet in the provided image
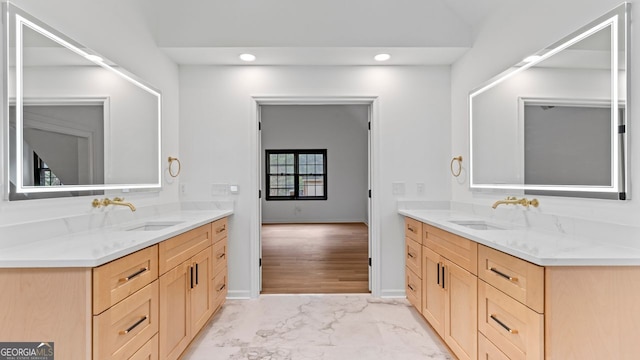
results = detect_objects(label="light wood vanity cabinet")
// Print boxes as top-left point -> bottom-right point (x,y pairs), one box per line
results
92,246 -> 160,360
159,223 -> 216,360
0,216 -> 229,360
212,218 -> 229,311
404,216 -> 640,360
404,218 -> 422,310
477,245 -> 544,360
421,223 -> 478,360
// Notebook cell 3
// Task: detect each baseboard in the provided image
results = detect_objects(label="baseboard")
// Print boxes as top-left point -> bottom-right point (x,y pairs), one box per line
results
226,290 -> 252,300
380,289 -> 407,298
261,219 -> 368,224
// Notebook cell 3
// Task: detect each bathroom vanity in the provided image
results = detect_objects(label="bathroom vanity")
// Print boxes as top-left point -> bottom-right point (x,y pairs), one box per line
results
400,209 -> 640,360
0,209 -> 231,360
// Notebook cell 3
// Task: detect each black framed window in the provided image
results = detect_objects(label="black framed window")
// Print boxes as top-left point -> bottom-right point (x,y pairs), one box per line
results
266,149 -> 327,200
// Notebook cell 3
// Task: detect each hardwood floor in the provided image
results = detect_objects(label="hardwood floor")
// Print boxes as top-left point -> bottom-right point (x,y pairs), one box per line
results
261,223 -> 369,294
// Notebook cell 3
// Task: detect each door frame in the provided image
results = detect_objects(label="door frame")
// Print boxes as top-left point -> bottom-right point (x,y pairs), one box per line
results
249,95 -> 380,297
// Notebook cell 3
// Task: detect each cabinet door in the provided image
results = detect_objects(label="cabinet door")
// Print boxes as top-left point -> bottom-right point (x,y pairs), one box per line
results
159,262 -> 191,360
421,246 -> 445,337
190,247 -> 214,335
444,259 -> 477,360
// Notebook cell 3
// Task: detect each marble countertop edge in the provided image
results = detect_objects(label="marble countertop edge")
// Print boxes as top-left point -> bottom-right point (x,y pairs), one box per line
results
398,209 -> 640,267
0,209 -> 233,268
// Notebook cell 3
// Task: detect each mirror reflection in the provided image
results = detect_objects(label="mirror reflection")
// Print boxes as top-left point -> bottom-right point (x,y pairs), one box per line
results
6,4 -> 161,200
469,4 -> 628,199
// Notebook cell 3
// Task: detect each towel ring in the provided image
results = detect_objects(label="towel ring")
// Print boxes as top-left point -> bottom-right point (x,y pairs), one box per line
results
168,157 -> 181,177
450,156 -> 463,177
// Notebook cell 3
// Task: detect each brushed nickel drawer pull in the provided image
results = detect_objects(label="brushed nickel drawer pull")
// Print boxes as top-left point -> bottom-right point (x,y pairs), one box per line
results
490,267 -> 518,282
216,225 -> 226,234
119,316 -> 147,335
217,283 -> 226,292
407,284 -> 415,292
490,314 -> 518,334
119,267 -> 148,283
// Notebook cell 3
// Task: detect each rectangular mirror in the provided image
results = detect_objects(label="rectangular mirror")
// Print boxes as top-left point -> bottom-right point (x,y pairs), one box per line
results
4,3 -> 162,200
469,3 -> 629,199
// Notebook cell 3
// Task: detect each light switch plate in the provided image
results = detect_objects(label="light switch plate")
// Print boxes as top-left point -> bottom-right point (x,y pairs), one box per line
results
212,183 -> 229,196
392,182 -> 406,195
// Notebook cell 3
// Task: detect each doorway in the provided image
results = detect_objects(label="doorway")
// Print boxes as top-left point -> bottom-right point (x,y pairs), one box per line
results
259,104 -> 371,294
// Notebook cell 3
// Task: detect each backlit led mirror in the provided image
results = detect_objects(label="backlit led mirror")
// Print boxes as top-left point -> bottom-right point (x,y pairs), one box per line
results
469,3 -> 629,200
4,3 -> 162,200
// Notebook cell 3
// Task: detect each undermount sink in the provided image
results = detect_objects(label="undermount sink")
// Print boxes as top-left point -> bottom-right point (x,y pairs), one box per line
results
448,220 -> 505,231
124,221 -> 184,231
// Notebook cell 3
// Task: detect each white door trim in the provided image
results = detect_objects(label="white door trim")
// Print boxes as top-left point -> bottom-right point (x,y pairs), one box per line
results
249,95 -> 381,298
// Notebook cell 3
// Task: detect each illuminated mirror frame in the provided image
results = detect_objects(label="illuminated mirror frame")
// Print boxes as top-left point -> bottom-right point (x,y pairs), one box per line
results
469,3 -> 629,199
4,3 -> 162,196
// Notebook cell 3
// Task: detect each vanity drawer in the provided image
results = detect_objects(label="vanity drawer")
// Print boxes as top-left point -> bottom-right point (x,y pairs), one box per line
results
405,237 -> 422,276
478,281 -> 543,360
479,333 -> 510,360
128,333 -> 158,360
423,223 -> 477,275
159,224 -> 212,274
93,281 -> 159,360
213,268 -> 228,310
405,267 -> 422,311
213,237 -> 228,276
478,245 -> 544,313
93,245 -> 159,315
405,217 -> 422,244
212,217 -> 228,244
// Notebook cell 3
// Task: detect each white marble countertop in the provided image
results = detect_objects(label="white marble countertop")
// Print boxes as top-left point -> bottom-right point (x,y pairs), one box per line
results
399,209 -> 640,266
0,209 -> 232,268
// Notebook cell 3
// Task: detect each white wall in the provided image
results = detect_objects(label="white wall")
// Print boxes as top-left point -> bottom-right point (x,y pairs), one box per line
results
261,105 -> 368,223
0,0 -> 180,224
451,0 -> 640,223
179,66 -> 452,297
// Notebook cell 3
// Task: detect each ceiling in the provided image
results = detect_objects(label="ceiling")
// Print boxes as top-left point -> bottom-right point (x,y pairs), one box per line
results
143,0 -> 507,66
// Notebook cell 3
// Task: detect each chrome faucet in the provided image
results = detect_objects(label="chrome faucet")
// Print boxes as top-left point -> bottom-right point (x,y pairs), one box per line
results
92,197 -> 136,212
491,196 -> 539,209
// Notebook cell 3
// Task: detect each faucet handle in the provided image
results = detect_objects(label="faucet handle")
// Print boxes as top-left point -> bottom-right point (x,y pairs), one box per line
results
113,197 -> 124,202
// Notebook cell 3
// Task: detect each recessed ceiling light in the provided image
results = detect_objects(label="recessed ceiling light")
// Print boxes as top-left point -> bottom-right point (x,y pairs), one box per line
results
374,53 -> 391,62
523,55 -> 542,63
240,53 -> 256,62
85,54 -> 103,63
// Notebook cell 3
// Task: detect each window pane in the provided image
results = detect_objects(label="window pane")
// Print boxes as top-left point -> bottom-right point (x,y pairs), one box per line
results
315,165 -> 323,174
286,153 -> 294,164
286,165 -> 294,174
315,185 -> 324,196
270,154 -> 278,163
299,154 -> 307,165
299,164 -> 307,174
316,154 -> 323,164
278,154 -> 287,165
269,166 -> 277,174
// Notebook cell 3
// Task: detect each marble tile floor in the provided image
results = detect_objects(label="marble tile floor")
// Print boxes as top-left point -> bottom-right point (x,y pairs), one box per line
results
181,294 -> 454,360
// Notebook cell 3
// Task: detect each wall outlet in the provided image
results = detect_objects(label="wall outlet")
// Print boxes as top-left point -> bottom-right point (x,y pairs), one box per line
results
416,183 -> 425,195
392,182 -> 406,196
